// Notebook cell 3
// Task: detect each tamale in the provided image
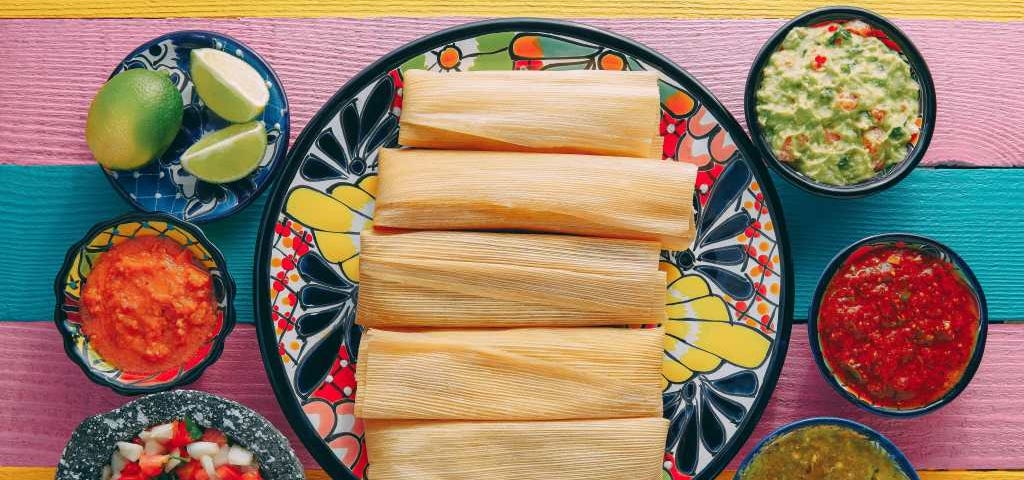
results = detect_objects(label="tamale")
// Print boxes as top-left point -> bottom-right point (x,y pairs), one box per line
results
356,233 -> 666,328
373,148 -> 696,249
355,327 -> 664,420
399,69 -> 661,158
365,417 -> 669,480
360,230 -> 661,276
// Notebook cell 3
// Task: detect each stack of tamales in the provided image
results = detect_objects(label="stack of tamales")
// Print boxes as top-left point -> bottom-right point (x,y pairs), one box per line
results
354,69 -> 695,480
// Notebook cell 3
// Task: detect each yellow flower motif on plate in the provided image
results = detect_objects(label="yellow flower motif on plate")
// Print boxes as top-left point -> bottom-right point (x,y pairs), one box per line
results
661,262 -> 771,389
284,175 -> 377,282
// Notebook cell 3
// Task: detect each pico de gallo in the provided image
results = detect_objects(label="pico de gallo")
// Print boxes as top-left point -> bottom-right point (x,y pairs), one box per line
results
756,19 -> 922,186
102,417 -> 261,480
817,244 -> 980,409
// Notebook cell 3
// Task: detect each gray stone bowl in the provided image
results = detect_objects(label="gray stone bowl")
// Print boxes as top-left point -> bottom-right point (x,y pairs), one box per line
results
57,390 -> 304,479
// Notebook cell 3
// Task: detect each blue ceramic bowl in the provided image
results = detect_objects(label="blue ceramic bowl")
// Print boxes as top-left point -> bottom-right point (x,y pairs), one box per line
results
57,390 -> 304,480
53,212 -> 236,395
101,30 -> 289,223
744,6 -> 936,198
808,233 -> 987,417
734,417 -> 919,479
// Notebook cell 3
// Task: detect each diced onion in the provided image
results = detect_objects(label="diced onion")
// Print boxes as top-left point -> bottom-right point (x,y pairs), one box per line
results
116,442 -> 142,462
141,422 -> 175,442
143,440 -> 164,454
186,441 -> 220,458
201,455 -> 218,479
214,445 -> 230,466
227,445 -> 254,466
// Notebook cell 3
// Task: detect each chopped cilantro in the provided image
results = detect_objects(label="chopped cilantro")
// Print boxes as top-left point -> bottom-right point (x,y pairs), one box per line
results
837,157 -> 851,170
889,127 -> 904,140
154,473 -> 177,480
841,63 -> 852,74
184,417 -> 203,440
828,27 -> 853,45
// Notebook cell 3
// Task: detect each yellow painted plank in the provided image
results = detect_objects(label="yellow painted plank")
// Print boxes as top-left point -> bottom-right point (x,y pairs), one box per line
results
2,467 -> 1022,479
1,0 -> 1022,20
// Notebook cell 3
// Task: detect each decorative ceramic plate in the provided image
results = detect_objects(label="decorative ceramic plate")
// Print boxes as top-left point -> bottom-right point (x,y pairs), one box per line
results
255,19 -> 793,480
103,30 -> 289,223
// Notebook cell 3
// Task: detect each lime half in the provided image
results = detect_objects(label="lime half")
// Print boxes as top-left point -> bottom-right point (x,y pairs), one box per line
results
190,48 -> 270,123
181,121 -> 267,183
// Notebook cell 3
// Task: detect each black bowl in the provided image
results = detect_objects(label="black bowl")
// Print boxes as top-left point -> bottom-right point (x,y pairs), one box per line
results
744,6 -> 936,198
53,211 -> 236,395
57,390 -> 304,480
734,417 -> 919,479
808,233 -> 987,417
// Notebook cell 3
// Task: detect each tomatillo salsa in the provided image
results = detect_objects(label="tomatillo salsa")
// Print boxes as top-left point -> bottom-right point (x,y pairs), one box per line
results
81,236 -> 219,374
739,424 -> 909,480
817,245 -> 980,409
756,20 -> 922,185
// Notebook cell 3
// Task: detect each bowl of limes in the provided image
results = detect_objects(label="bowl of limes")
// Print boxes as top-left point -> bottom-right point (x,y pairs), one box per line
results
86,30 -> 289,222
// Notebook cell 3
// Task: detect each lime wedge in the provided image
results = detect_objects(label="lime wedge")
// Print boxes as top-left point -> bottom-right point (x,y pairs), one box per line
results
181,121 -> 266,183
190,48 -> 270,123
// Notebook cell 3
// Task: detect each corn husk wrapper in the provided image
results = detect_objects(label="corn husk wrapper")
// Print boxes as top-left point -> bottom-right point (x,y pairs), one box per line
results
355,327 -> 664,420
365,417 -> 668,480
356,231 -> 666,328
399,69 -> 661,158
373,148 -> 696,249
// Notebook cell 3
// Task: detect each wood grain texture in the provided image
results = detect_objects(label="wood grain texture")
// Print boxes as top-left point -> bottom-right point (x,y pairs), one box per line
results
1,18 -> 1022,167
2,0 -> 1023,20
0,165 -> 1020,323
0,323 -> 1021,470
2,469 -> 1021,480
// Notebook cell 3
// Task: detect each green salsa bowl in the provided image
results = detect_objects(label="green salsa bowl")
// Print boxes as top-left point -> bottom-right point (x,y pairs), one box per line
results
735,417 -> 919,480
744,6 -> 936,198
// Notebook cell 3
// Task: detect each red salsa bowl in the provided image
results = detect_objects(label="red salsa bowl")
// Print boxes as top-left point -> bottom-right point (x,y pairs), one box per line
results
808,234 -> 987,416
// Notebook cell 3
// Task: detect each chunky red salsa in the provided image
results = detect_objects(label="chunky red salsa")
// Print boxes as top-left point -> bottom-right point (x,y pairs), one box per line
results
818,244 -> 979,409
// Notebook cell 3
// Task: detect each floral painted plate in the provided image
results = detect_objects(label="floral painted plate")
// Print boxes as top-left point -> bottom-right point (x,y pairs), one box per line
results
103,30 -> 289,223
255,19 -> 793,480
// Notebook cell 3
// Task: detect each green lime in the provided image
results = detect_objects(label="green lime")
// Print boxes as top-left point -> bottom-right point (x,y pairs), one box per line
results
181,121 -> 267,183
85,69 -> 184,170
190,48 -> 269,123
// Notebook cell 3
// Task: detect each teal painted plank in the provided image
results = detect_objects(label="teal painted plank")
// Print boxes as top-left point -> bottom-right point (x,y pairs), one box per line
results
0,165 -> 265,323
0,165 -> 1019,323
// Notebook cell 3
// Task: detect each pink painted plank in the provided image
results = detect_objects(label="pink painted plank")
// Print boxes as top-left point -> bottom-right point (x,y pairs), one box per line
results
1,322 -> 1022,470
0,18 -> 1021,167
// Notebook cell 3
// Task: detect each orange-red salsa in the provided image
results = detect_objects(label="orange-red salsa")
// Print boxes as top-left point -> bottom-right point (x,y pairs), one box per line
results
81,236 -> 218,374
818,245 -> 979,409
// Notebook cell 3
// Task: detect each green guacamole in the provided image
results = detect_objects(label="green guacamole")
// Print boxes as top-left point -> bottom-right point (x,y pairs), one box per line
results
756,21 -> 921,186
739,424 -> 911,480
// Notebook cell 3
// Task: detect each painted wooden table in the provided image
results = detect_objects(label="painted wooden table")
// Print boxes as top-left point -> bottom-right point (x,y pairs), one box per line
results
1,1 -> 1023,478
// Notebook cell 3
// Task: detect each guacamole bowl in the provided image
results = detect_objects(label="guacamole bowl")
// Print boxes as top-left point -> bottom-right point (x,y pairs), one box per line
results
735,417 -> 919,480
744,6 -> 936,198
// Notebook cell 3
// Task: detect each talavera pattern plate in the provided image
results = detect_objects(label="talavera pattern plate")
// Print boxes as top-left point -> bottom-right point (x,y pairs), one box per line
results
254,19 -> 793,480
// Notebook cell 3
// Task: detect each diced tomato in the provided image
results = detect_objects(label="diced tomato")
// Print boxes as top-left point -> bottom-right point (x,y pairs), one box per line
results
118,475 -> 144,480
836,92 -> 859,111
169,421 -> 192,449
176,460 -> 200,480
824,129 -> 842,143
870,108 -> 886,123
201,428 -> 228,447
132,437 -> 146,446
778,136 -> 794,162
240,471 -> 263,480
121,462 -> 142,475
216,465 -> 244,480
909,132 -> 919,145
139,454 -> 168,477
193,470 -> 211,480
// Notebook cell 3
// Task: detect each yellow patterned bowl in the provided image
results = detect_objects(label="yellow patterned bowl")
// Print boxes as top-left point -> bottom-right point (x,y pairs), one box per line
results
53,212 -> 236,395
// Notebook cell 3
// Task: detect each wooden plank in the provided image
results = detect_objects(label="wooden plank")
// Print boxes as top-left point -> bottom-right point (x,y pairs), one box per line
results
0,165 -> 1020,323
2,0 -> 1023,20
2,468 -> 1021,480
0,323 -> 1021,470
1,18 -> 1022,167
